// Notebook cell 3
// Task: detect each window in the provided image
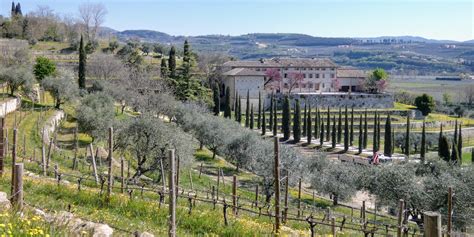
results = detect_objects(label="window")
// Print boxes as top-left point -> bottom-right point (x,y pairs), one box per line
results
309,74 -> 313,78
322,74 -> 326,78
316,74 -> 320,78
284,73 -> 288,78
256,68 -> 260,71
303,74 -> 306,78
331,74 -> 335,78
302,83 -> 306,88
308,83 -> 313,88
322,83 -> 325,88
295,84 -> 299,88
284,83 -> 289,88
302,68 -> 306,70
331,68 -> 335,71
284,68 -> 288,71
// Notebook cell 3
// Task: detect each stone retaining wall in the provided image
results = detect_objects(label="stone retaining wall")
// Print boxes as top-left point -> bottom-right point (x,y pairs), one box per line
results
267,93 -> 394,109
0,98 -> 20,117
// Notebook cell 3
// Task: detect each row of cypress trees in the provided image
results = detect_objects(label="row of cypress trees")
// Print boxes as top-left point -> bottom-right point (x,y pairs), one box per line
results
212,88 -> 466,162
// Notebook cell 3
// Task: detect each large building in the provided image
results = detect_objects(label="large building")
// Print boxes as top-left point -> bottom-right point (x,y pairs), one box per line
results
221,58 -> 367,107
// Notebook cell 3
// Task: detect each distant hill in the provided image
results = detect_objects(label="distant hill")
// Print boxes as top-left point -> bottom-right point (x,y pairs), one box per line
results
356,36 -> 458,44
464,39 -> 474,44
115,30 -> 175,43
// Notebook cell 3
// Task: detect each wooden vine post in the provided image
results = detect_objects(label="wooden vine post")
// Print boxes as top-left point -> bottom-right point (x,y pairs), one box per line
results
168,149 -> 176,237
297,178 -> 302,217
397,199 -> 404,237
106,127 -> 113,204
273,137 -> 281,233
284,174 -> 289,223
0,117 -> 4,177
232,175 -> 237,215
120,157 -> 125,193
423,212 -> 441,237
447,187 -> 453,237
12,163 -> 23,210
72,127 -> 78,170
89,143 -> 99,184
10,128 -> 17,197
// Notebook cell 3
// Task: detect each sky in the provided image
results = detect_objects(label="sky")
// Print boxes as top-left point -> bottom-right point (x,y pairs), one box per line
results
1,0 -> 473,41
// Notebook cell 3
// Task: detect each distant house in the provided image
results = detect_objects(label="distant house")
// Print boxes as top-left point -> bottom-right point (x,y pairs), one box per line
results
220,58 -> 367,106
435,76 -> 462,81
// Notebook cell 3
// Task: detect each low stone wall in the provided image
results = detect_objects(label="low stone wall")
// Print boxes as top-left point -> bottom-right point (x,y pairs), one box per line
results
0,98 -> 20,117
42,110 -> 65,147
267,92 -> 394,109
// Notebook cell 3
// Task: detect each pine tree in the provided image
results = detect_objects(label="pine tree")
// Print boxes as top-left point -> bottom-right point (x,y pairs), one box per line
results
245,90 -> 250,127
273,101 -> 277,137
168,46 -> 177,78
224,87 -> 231,118
307,105 -> 312,144
212,84 -> 220,116
269,93 -> 274,130
358,114 -> 363,154
282,95 -> 291,140
344,106 -> 349,152
320,120 -> 325,147
363,109 -> 368,149
384,114 -> 392,157
78,35 -> 86,89
315,108 -> 319,139
350,107 -> 354,146
373,111 -> 378,152
160,58 -> 168,78
458,123 -> 462,160
439,136 -> 450,162
250,105 -> 254,129
331,116 -> 336,149
420,120 -> 426,161
303,103 -> 307,137
293,100 -> 301,143
262,107 -> 266,135
405,115 -> 410,157
326,107 -> 330,141
257,92 -> 262,129
337,108 -> 342,143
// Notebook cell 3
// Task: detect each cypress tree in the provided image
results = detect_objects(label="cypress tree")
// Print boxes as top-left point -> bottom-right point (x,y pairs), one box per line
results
451,140 -> 459,164
373,111 -> 378,152
405,115 -> 410,157
458,123 -> 462,160
337,108 -> 342,143
257,92 -> 262,129
262,108 -> 266,135
11,2 -> 15,16
384,114 -> 392,157
250,105 -> 254,129
245,90 -> 250,127
307,105 -> 312,144
331,116 -> 336,149
183,40 -> 191,64
213,84 -> 220,116
326,107 -> 330,141
269,94 -> 274,130
363,109 -> 368,149
237,96 -> 242,123
320,120 -> 325,147
78,35 -> 86,89
282,95 -> 291,140
350,107 -> 354,146
344,106 -> 349,152
453,120 -> 458,145
315,108 -> 320,139
234,92 -> 239,121
160,58 -> 168,78
168,46 -> 177,78
303,103 -> 307,137
420,120 -> 426,161
293,100 -> 301,142
439,136 -> 450,162
392,128 -> 395,155
224,87 -> 231,118
471,148 -> 474,164
15,2 -> 22,16
273,101 -> 278,137
358,114 -> 363,154
438,124 -> 443,157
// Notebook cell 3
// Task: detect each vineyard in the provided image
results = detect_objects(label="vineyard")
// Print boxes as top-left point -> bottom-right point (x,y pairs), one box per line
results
0,88 -> 472,236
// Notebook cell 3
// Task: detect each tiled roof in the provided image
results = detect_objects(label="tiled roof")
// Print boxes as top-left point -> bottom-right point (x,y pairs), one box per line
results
336,67 -> 367,78
223,68 -> 266,76
222,58 -> 337,68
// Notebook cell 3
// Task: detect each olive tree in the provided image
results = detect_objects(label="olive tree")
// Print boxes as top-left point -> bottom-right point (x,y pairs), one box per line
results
0,66 -> 34,96
41,71 -> 78,109
115,116 -> 193,181
76,92 -> 115,142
